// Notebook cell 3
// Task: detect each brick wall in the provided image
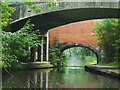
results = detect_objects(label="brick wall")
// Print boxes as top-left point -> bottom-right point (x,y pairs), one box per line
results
49,20 -> 97,48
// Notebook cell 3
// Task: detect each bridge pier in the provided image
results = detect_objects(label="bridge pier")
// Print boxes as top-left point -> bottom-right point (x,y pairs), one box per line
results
41,31 -> 49,62
46,31 -> 49,62
28,31 -> 53,69
41,36 -> 44,62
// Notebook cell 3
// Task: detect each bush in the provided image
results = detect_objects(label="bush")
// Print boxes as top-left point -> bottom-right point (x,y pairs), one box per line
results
49,42 -> 67,67
92,18 -> 120,63
2,20 -> 41,68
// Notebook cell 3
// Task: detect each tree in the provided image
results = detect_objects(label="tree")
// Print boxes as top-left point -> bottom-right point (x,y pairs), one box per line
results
1,1 -> 16,29
92,18 -> 120,63
2,20 -> 42,68
26,1 -> 57,13
49,42 -> 67,67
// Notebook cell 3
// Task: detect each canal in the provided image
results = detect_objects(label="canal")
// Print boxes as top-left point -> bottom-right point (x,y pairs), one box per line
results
2,66 -> 119,88
2,47 -> 120,88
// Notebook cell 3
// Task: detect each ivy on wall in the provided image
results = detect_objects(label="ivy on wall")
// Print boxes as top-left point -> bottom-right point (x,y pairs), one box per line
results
49,42 -> 67,67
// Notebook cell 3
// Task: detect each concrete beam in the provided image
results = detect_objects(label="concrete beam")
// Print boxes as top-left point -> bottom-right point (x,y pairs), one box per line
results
8,8 -> 119,33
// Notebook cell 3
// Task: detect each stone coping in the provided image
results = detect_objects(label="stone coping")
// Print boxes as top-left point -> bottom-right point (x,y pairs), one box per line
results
85,65 -> 120,79
30,61 -> 50,63
28,61 -> 53,69
89,64 -> 120,69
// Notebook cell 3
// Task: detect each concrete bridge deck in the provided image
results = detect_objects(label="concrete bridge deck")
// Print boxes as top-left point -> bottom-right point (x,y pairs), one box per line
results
10,1 -> 119,22
8,1 -> 119,33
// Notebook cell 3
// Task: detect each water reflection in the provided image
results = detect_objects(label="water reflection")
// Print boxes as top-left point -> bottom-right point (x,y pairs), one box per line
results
2,67 -> 120,88
2,69 -> 53,88
27,69 -> 52,88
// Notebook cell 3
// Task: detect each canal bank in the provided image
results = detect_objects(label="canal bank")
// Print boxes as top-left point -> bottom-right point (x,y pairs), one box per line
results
85,65 -> 120,79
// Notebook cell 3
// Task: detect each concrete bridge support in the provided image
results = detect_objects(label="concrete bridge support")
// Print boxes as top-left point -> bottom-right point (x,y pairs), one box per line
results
46,31 -> 49,62
28,31 -> 53,69
41,36 -> 44,62
29,31 -> 49,62
40,31 -> 49,62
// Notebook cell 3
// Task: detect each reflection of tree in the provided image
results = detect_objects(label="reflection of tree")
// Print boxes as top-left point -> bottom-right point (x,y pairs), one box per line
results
2,69 -> 52,88
48,67 -> 98,88
48,68 -> 65,88
2,71 -> 31,88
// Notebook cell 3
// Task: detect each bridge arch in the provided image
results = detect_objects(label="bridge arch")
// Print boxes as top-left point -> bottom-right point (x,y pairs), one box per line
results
59,43 -> 100,64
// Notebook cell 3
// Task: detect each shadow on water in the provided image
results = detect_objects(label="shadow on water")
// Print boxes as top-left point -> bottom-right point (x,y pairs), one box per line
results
2,67 -> 120,88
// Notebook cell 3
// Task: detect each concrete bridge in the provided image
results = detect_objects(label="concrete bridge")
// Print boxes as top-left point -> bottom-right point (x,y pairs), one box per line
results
9,1 -> 119,32
7,1 -> 119,64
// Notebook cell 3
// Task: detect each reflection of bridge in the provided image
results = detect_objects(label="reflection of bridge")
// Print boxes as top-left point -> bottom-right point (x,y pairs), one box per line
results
27,68 -> 53,88
8,1 -> 119,66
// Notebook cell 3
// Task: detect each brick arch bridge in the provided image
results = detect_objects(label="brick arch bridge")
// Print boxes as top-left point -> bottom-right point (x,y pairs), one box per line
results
59,43 -> 99,63
49,20 -> 100,63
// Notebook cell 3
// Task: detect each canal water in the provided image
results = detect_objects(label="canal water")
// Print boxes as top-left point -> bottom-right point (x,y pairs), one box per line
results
2,47 -> 120,88
2,67 -> 120,88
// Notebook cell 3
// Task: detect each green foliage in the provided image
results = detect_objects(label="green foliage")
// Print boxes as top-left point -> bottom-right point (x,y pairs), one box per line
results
63,47 -> 96,57
26,2 -> 42,13
25,0 -> 57,13
47,1 -> 58,8
98,60 -> 119,66
1,1 -> 56,69
112,70 -> 120,74
49,42 -> 67,67
85,60 -> 97,66
62,47 -> 97,66
92,18 -> 120,63
1,1 -> 16,29
113,38 -> 120,61
2,20 -> 41,68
